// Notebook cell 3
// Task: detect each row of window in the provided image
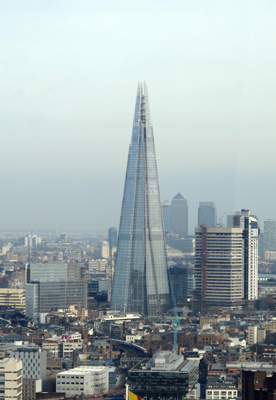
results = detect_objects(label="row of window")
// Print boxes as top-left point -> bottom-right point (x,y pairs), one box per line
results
59,386 -> 84,391
59,375 -> 84,379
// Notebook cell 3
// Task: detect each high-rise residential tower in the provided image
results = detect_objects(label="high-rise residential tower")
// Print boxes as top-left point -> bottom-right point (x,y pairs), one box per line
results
111,83 -> 171,315
195,209 -> 259,314
198,202 -> 217,227
233,209 -> 259,301
195,226 -> 244,313
171,192 -> 188,237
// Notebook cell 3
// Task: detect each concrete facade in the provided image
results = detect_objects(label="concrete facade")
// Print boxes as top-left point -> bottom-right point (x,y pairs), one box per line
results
0,358 -> 23,400
56,366 -> 109,396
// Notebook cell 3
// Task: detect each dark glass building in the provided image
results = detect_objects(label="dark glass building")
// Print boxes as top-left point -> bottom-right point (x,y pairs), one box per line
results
111,82 -> 171,315
129,351 -> 198,400
169,265 -> 188,305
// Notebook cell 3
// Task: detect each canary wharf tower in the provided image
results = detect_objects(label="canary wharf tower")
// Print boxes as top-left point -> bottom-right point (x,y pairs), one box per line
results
111,83 -> 171,316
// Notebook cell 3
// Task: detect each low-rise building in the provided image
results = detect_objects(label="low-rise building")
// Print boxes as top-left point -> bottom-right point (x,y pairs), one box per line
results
42,334 -> 83,357
206,378 -> 238,400
128,351 -> 198,400
0,288 -> 25,312
56,366 -> 109,396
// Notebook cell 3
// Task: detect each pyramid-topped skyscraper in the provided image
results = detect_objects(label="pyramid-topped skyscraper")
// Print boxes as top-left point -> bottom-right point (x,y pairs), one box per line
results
111,82 -> 171,315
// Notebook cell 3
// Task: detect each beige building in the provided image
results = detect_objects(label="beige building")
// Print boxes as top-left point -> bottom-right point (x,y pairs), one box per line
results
99,241 -> 109,259
195,227 -> 244,313
0,358 -> 23,400
0,289 -> 25,313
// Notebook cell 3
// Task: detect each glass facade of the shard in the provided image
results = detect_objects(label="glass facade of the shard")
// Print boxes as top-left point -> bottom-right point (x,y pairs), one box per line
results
111,83 -> 172,315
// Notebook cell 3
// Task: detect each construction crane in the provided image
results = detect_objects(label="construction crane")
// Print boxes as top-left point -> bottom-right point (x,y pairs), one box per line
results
167,266 -> 180,355
79,303 -> 89,366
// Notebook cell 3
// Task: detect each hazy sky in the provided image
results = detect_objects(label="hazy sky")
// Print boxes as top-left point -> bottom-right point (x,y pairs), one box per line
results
0,0 -> 276,234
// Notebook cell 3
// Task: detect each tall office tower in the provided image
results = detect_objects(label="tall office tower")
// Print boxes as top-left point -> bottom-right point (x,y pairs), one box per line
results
111,83 -> 171,315
108,226 -> 117,256
195,226 -> 244,313
198,202 -> 217,227
258,232 -> 265,258
171,193 -> 188,237
233,209 -> 259,301
264,220 -> 276,253
162,201 -> 171,233
25,262 -> 87,319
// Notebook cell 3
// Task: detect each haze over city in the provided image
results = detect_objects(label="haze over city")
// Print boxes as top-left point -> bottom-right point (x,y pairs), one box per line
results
1,0 -> 276,233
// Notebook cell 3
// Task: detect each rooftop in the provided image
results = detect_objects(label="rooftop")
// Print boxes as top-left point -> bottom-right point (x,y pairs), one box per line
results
58,366 -> 108,376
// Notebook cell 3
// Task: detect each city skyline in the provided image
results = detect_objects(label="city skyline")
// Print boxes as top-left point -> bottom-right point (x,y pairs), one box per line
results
0,1 -> 276,232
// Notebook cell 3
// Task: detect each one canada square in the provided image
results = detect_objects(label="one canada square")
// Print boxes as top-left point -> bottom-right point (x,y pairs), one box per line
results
111,83 -> 171,316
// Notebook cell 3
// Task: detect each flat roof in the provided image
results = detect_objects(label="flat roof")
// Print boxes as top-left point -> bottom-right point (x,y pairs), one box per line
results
58,366 -> 108,376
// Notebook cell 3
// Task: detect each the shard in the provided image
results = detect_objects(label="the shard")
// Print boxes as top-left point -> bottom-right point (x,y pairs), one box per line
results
111,82 -> 172,315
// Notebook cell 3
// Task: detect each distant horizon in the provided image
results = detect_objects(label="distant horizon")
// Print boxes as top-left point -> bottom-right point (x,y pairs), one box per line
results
1,1 -> 276,235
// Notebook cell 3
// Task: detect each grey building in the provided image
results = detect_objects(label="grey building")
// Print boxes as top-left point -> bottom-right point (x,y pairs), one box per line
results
111,83 -> 171,316
264,220 -> 276,253
258,232 -> 265,258
162,201 -> 171,234
227,214 -> 235,227
198,202 -> 217,227
25,262 -> 87,319
166,234 -> 195,254
171,193 -> 188,238
108,226 -> 117,256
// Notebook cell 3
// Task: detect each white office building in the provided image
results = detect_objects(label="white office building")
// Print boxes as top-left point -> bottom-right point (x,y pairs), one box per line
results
56,366 -> 109,396
10,344 -> 46,381
10,344 -> 46,395
233,209 -> 259,301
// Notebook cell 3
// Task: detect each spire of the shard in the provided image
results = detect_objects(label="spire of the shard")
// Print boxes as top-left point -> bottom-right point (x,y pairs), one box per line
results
111,83 -> 172,316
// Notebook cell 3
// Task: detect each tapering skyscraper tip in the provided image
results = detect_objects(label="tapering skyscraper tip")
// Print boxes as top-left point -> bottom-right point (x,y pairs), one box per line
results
136,81 -> 147,96
136,81 -> 151,126
173,192 -> 184,200
136,82 -> 141,94
111,83 -> 171,316
141,80 -> 148,96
